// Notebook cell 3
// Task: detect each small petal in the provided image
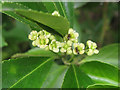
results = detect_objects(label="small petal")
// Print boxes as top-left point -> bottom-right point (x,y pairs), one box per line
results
53,47 -> 59,53
59,42 -> 65,47
92,42 -> 97,49
60,48 -> 66,53
28,31 -> 38,40
40,45 -> 47,49
45,46 -> 49,50
79,43 -> 85,49
32,41 -> 37,46
79,50 -> 85,54
73,49 -> 77,55
87,40 -> 92,48
73,39 -> 78,43
73,43 -> 78,48
49,44 -> 52,50
68,28 -> 74,34
74,32 -> 79,38
67,40 -> 72,46
87,49 -> 94,56
67,47 -> 72,54
46,38 -> 49,44
94,49 -> 99,54
50,35 -> 55,40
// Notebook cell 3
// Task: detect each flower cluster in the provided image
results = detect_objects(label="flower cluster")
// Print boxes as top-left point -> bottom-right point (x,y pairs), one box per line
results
28,28 -> 99,56
85,40 -> 99,56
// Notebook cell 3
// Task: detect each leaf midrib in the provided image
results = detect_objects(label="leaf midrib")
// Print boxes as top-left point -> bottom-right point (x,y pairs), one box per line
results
58,0 -> 67,18
9,57 -> 54,88
72,65 -> 80,88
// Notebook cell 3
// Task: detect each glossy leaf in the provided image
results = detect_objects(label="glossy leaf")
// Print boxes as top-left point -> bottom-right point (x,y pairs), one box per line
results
80,61 -> 119,86
53,2 -> 67,18
43,2 -> 74,28
2,2 -> 42,31
81,44 -> 118,68
12,48 -> 57,58
15,9 -> 69,36
63,2 -> 74,28
3,57 -> 94,88
3,57 -> 68,88
42,1 -> 67,17
62,65 -> 94,88
3,57 -> 50,88
87,84 -> 118,89
42,2 -> 57,13
18,2 -> 47,12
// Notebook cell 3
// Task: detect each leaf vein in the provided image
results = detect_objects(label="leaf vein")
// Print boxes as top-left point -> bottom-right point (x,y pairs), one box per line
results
72,65 -> 80,88
10,57 -> 54,88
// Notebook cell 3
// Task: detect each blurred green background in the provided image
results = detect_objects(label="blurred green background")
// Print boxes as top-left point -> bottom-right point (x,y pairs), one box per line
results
1,2 -> 119,60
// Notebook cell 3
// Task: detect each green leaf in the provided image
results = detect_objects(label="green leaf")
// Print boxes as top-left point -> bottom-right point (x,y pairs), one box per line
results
0,26 -> 7,48
0,35 -> 7,48
3,57 -> 49,88
3,21 -> 30,44
2,2 -> 43,31
3,57 -> 94,88
18,2 -> 47,12
42,1 -> 67,18
2,57 -> 69,88
81,44 -> 118,68
62,65 -> 94,88
63,2 -> 74,28
15,9 -> 69,36
87,84 -> 118,89
44,2 -> 74,28
53,2 -> 67,18
43,2 -> 74,27
80,61 -> 119,86
42,2 -> 57,13
74,2 -> 88,9
12,48 -> 57,58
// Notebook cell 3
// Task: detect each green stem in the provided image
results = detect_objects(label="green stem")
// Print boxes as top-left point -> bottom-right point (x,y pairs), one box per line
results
68,54 -> 75,62
62,58 -> 71,65
100,2 -> 109,46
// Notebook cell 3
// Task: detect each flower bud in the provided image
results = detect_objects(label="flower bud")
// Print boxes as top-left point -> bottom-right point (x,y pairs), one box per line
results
53,47 -> 59,53
52,11 -> 60,16
32,41 -> 37,46
60,48 -> 66,53
67,47 -> 72,55
94,49 -> 99,54
50,35 -> 55,40
67,40 -> 72,46
80,50 -> 85,54
73,43 -> 85,55
49,40 -> 60,53
28,31 -> 38,40
87,49 -> 94,56
86,40 -> 99,55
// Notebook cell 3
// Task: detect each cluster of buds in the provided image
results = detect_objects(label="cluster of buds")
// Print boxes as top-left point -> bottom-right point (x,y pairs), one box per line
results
85,40 -> 99,56
28,11 -> 99,56
28,28 -> 99,56
29,30 -> 54,50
